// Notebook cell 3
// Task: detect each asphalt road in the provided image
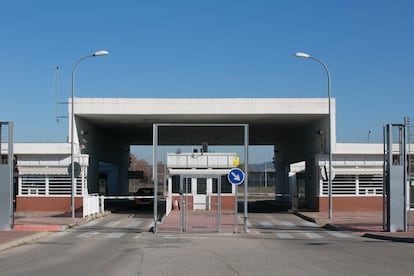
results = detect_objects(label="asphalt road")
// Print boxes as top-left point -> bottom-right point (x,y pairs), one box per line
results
1,203 -> 414,275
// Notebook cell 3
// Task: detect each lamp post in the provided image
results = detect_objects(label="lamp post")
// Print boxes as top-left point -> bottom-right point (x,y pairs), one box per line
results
295,52 -> 333,219
368,129 -> 373,143
71,50 -> 109,219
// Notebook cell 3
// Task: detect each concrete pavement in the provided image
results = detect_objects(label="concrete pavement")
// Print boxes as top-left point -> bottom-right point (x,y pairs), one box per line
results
1,208 -> 414,252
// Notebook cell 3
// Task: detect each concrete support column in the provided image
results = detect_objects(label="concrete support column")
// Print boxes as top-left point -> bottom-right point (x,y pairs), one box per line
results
117,148 -> 131,195
88,158 -> 100,194
118,162 -> 129,195
275,164 -> 290,202
304,159 -> 318,209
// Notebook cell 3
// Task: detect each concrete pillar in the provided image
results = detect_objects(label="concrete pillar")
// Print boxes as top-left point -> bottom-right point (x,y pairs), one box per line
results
304,159 -> 318,209
118,162 -> 129,195
275,164 -> 290,202
87,158 -> 100,194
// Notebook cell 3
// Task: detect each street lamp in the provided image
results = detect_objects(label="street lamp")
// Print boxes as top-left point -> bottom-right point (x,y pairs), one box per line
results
71,50 -> 109,218
368,129 -> 373,143
294,52 -> 333,219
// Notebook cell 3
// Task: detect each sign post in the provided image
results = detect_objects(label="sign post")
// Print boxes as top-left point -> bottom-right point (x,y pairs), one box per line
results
228,168 -> 245,233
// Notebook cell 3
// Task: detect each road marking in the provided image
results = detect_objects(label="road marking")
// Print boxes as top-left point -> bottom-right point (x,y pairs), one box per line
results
259,221 -> 274,227
280,221 -> 295,227
77,231 -> 100,238
105,221 -> 121,227
134,234 -> 142,239
303,232 -> 323,239
125,220 -> 142,228
83,220 -> 100,227
326,231 -> 352,238
163,235 -> 179,239
275,232 -> 295,239
106,232 -> 125,238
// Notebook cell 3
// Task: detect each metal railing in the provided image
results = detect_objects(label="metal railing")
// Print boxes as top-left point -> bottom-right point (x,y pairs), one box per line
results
83,193 -> 105,218
19,175 -> 85,196
320,174 -> 383,196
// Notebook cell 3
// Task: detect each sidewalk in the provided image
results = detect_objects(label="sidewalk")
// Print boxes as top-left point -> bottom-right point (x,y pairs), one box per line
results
295,210 -> 414,243
0,212 -> 101,252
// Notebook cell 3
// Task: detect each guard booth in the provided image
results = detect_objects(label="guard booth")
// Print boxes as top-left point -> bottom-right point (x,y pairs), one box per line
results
161,152 -> 242,233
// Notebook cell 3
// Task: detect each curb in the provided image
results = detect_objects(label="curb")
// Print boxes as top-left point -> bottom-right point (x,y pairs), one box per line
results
294,211 -> 414,243
294,212 -> 343,231
0,232 -> 50,252
322,223 -> 343,231
293,212 -> 317,223
0,211 -> 110,252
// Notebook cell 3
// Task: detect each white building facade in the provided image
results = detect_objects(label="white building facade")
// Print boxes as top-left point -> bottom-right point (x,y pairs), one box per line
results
5,98 -> 390,213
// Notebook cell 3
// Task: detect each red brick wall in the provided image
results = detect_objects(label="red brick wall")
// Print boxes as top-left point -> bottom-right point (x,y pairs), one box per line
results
16,196 -> 83,212
210,196 -> 235,211
171,195 -> 235,211
317,196 -> 383,212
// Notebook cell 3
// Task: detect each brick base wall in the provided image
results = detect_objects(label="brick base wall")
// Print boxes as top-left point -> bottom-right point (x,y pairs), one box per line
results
171,195 -> 235,211
16,196 -> 83,212
210,196 -> 235,211
317,196 -> 383,212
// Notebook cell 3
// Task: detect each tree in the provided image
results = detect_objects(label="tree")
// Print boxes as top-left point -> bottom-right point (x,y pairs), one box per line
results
129,153 -> 151,187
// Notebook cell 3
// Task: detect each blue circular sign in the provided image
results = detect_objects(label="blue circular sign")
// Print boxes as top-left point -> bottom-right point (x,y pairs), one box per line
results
227,168 -> 245,185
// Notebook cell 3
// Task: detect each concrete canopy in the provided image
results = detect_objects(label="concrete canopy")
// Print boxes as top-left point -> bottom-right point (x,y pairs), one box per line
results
71,98 -> 335,163
68,97 -> 335,199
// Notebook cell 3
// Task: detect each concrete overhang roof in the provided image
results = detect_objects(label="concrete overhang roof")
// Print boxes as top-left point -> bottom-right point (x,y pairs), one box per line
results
2,143 -> 71,155
73,98 -> 334,146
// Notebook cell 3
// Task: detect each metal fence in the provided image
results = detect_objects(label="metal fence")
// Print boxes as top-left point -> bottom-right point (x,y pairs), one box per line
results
18,171 -> 87,196
320,174 -> 383,196
157,175 -> 242,234
83,193 -> 105,217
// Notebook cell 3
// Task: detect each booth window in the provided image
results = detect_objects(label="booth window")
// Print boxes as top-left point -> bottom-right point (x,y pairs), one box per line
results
172,176 -> 192,194
183,177 -> 192,194
172,175 -> 180,193
197,178 -> 207,194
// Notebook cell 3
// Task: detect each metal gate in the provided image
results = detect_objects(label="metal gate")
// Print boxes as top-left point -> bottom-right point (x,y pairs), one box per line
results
0,122 -> 14,231
178,174 -> 236,233
152,123 -> 249,234
158,174 -> 242,234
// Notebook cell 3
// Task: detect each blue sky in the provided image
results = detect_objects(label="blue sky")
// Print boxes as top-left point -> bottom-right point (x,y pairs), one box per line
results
1,1 -> 414,156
